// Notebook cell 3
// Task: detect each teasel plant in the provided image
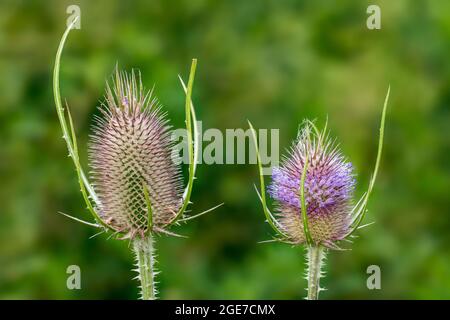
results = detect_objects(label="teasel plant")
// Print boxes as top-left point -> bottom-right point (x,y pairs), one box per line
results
248,87 -> 390,300
53,19 -> 221,300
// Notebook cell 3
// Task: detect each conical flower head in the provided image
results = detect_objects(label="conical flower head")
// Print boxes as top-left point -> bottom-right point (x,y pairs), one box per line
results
89,70 -> 183,236
268,122 -> 355,246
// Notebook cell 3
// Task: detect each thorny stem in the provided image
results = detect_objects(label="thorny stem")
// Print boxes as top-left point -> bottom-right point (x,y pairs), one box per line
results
306,245 -> 325,300
133,235 -> 157,300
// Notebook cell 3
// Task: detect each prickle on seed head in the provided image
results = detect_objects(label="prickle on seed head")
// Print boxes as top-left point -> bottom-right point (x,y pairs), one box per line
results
89,69 -> 183,238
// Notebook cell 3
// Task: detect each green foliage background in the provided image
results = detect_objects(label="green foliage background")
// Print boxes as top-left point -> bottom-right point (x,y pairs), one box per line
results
0,0 -> 449,299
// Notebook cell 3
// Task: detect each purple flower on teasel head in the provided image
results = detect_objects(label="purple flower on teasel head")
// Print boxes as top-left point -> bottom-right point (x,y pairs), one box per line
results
268,122 -> 356,246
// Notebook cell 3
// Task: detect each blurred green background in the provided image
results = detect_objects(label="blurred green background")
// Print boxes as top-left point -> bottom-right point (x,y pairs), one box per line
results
1,0 -> 449,299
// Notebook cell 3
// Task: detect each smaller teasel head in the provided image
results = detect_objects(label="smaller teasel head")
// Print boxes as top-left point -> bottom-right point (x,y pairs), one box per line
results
249,86 -> 389,249
268,122 -> 355,247
89,69 -> 183,237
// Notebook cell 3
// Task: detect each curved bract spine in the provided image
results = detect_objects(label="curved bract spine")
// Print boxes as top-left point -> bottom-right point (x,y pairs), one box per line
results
53,18 -> 111,231
165,61 -> 199,227
345,86 -> 390,237
248,121 -> 289,239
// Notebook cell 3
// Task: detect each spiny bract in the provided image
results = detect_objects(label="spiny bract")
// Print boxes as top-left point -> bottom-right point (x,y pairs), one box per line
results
268,122 -> 356,247
89,70 -> 183,237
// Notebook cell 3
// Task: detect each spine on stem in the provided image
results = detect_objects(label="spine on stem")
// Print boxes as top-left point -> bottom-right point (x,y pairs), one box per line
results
306,245 -> 325,300
133,235 -> 157,300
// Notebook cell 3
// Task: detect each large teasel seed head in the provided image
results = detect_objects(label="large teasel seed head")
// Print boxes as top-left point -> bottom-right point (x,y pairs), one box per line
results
268,122 -> 356,246
89,69 -> 183,237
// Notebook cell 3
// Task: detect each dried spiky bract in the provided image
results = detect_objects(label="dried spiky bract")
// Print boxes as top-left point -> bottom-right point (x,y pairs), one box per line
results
89,70 -> 183,237
268,123 -> 355,247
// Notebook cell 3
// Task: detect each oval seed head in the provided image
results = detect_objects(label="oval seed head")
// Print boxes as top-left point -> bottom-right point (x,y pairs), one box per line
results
268,122 -> 356,246
89,70 -> 183,236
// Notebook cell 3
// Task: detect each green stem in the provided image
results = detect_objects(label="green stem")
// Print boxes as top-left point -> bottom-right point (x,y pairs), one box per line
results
306,245 -> 325,300
133,235 -> 157,300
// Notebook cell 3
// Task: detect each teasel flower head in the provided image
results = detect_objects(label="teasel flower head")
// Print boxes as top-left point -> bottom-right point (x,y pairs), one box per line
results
267,122 -> 356,247
88,70 -> 183,238
249,86 -> 389,251
53,23 -> 207,235
249,86 -> 389,300
54,21 -> 223,300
